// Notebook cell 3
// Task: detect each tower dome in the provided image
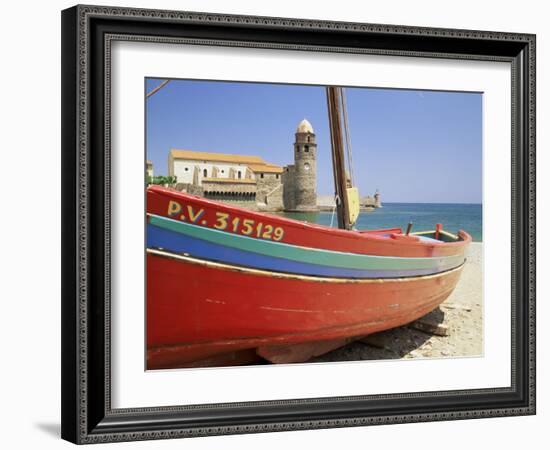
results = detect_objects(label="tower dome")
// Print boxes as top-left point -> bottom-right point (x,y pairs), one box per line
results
296,118 -> 314,134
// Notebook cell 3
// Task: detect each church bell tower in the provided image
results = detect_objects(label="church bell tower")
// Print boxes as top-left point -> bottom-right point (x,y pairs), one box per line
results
292,119 -> 318,211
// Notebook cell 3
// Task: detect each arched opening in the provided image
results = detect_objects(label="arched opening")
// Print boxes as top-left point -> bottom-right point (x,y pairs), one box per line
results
203,168 -> 207,177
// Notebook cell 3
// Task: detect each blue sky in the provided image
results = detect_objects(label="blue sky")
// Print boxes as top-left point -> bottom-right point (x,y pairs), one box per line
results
146,79 -> 482,203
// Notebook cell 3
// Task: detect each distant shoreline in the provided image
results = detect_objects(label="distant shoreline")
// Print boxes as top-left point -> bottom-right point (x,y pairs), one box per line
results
315,200 -> 483,206
379,202 -> 482,206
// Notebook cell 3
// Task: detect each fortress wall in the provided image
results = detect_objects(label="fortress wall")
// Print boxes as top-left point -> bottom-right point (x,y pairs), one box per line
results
256,173 -> 284,211
282,166 -> 296,211
202,181 -> 256,195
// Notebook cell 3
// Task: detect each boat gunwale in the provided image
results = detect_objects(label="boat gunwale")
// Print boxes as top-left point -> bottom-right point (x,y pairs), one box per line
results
148,186 -> 473,249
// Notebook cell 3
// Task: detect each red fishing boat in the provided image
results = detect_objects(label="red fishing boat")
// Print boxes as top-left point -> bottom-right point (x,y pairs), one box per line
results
146,87 -> 471,369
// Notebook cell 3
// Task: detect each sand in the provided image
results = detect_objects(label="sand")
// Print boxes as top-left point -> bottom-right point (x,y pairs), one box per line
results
312,242 -> 483,362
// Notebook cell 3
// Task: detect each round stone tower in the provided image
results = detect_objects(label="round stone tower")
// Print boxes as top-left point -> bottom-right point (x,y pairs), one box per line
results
293,119 -> 318,211
374,189 -> 382,208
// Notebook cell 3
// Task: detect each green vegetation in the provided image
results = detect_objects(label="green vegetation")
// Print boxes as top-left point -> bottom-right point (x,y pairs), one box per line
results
147,175 -> 177,186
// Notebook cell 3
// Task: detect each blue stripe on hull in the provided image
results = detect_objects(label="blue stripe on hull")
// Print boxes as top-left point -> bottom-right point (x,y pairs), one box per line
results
147,224 -> 446,279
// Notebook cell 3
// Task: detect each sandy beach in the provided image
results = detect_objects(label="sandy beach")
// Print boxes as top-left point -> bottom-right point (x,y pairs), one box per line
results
313,242 -> 483,362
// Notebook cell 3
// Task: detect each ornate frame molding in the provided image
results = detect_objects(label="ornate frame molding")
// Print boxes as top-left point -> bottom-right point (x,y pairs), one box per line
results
61,5 -> 535,444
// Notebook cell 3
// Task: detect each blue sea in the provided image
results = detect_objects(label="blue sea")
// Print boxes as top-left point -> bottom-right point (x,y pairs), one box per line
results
279,203 -> 482,242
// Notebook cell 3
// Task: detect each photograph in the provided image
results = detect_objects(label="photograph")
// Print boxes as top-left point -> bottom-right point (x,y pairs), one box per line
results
145,78 -> 482,370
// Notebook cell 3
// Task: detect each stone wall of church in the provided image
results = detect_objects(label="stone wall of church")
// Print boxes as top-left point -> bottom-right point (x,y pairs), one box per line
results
282,165 -> 296,211
172,159 -> 252,185
256,173 -> 284,211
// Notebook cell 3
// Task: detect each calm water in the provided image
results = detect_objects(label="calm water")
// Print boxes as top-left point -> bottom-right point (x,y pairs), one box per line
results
279,203 -> 482,242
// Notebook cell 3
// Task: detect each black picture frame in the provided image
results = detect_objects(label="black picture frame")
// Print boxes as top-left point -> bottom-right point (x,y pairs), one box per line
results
61,4 -> 536,444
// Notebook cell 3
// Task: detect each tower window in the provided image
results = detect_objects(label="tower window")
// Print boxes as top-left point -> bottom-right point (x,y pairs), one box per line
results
184,167 -> 189,171
304,145 -> 309,152
203,169 -> 208,177
307,136 -> 311,143
296,146 -> 300,153
276,174 -> 279,179
238,171 -> 241,179
260,173 -> 264,179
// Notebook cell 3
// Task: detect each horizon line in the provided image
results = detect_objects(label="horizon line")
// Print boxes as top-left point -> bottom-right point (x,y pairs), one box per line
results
369,200 -> 481,204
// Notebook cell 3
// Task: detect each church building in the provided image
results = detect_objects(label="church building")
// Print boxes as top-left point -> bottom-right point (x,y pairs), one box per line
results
167,119 -> 319,212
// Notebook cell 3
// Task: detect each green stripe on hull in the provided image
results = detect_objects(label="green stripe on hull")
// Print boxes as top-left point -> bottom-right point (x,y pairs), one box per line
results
148,214 -> 465,271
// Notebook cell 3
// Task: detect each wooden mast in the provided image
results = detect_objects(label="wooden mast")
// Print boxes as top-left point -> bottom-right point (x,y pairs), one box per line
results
326,86 -> 351,230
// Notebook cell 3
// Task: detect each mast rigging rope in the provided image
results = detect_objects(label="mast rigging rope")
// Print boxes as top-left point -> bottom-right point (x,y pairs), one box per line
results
340,88 -> 355,186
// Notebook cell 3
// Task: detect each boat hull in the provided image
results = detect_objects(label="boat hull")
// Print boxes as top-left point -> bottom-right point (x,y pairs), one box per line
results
147,250 -> 464,369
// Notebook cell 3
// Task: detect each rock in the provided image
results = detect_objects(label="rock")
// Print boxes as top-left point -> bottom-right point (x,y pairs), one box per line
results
409,320 -> 449,337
